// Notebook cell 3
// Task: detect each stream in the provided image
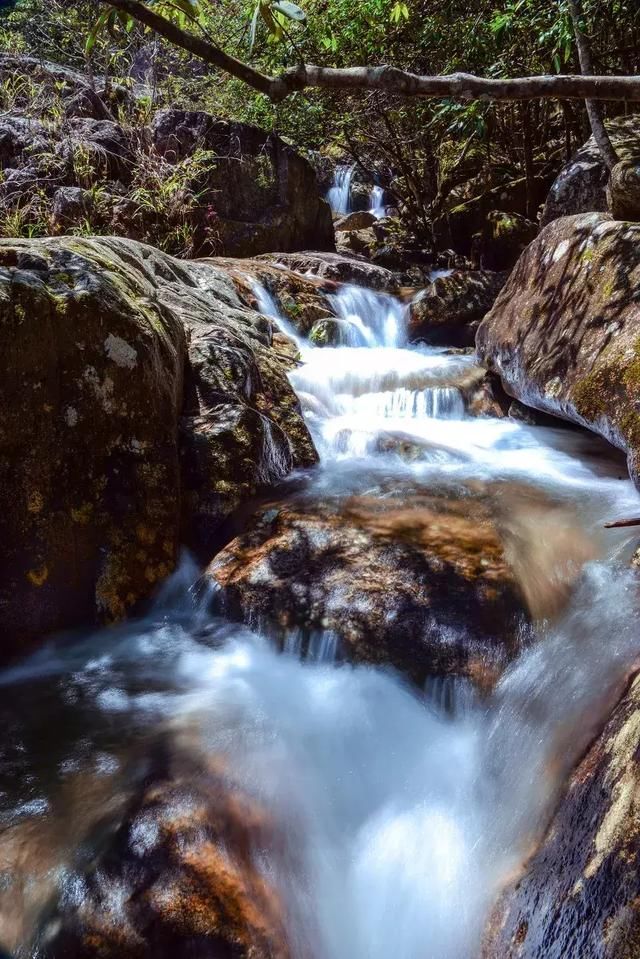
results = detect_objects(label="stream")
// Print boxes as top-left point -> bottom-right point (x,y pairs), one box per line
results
1,281 -> 640,958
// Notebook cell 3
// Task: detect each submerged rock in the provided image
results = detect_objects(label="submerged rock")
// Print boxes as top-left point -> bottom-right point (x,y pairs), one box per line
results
477,213 -> 640,489
0,236 -> 315,658
409,270 -> 506,347
483,672 -> 640,959
207,487 -> 530,686
45,743 -> 291,959
541,115 -> 640,226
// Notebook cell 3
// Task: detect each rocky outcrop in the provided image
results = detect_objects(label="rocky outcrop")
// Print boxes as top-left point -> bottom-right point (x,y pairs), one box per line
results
476,213 -> 640,488
258,250 -> 399,291
473,211 -> 538,272
0,236 -> 315,659
483,673 -> 640,959
0,63 -> 334,259
150,109 -> 334,257
409,270 -> 506,347
542,115 -> 640,226
207,486 -> 531,687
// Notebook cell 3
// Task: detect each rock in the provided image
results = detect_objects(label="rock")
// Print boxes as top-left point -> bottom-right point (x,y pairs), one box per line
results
435,176 -> 550,257
482,672 -> 640,959
46,742 -> 291,959
309,317 -> 354,346
64,87 -> 114,122
335,210 -> 376,232
473,211 -> 538,271
0,235 -> 315,659
0,115 -> 48,169
476,213 -> 640,488
209,256 -> 337,337
606,159 -> 640,221
51,186 -> 93,227
151,109 -> 334,257
207,487 -> 530,686
542,115 -> 640,226
59,118 -> 134,182
258,251 -> 399,291
335,226 -> 377,259
409,270 -> 507,347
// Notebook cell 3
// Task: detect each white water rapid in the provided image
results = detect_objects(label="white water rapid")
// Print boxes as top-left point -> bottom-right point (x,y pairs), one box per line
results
369,185 -> 386,218
1,279 -> 640,959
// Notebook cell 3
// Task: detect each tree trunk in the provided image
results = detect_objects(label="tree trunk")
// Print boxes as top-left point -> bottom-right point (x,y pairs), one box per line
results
567,0 -> 620,170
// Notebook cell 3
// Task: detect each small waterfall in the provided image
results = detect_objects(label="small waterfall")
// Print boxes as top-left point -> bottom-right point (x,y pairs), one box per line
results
246,275 -> 304,348
369,185 -> 386,219
326,164 -> 355,215
329,285 -> 407,349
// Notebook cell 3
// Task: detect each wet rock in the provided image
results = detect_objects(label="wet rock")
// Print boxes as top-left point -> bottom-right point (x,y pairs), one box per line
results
0,235 -> 315,659
409,270 -> 506,347
482,672 -> 640,959
335,210 -> 377,232
207,488 -> 529,685
151,109 -> 334,257
476,212 -> 640,489
210,256 -> 337,337
45,745 -> 291,959
542,115 -> 640,226
309,317 -> 353,346
258,251 -> 399,292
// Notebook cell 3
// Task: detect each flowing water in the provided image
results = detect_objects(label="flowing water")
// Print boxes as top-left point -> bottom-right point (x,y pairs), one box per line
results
369,185 -> 386,218
1,279 -> 640,958
326,164 -> 355,215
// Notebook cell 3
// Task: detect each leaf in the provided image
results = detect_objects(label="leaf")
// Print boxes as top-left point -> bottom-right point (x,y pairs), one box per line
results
249,0 -> 260,51
272,0 -> 306,21
390,1 -> 409,24
85,7 -> 113,55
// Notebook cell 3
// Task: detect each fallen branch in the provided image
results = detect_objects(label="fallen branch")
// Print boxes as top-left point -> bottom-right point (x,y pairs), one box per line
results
604,517 -> 640,529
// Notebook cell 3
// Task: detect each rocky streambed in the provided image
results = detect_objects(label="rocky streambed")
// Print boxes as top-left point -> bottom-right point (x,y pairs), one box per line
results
1,215 -> 640,959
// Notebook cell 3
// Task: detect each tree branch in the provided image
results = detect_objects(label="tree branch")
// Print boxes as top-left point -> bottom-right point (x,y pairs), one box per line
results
104,0 -> 640,104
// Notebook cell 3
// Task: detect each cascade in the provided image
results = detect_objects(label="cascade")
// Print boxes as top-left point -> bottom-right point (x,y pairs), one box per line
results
1,274 -> 639,959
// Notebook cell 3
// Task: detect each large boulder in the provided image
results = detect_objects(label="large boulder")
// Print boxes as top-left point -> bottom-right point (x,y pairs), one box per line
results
409,270 -> 506,347
207,485 -> 539,687
0,236 -> 315,660
476,213 -> 640,488
483,672 -> 640,959
542,115 -> 640,226
151,109 -> 334,257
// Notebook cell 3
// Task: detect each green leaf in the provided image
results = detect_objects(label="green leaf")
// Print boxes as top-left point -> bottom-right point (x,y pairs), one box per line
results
85,7 -> 113,55
272,0 -> 306,21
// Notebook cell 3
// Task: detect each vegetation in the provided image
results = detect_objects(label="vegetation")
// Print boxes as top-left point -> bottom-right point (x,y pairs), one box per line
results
0,0 -> 639,245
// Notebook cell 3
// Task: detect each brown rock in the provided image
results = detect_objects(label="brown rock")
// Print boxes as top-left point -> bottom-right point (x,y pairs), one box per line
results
207,486 -> 531,685
483,673 -> 640,959
334,210 -> 377,232
257,251 -> 399,292
476,213 -> 640,489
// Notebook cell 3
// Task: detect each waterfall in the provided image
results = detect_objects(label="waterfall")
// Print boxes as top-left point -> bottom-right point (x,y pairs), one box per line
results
369,185 -> 386,218
326,164 -> 355,215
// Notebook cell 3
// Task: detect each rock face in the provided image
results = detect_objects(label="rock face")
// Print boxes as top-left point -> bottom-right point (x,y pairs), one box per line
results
483,673 -> 640,959
208,487 -> 530,686
409,270 -> 506,347
476,213 -> 640,487
47,744 -> 291,959
151,109 -> 334,257
0,236 -> 315,659
541,115 -> 640,226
